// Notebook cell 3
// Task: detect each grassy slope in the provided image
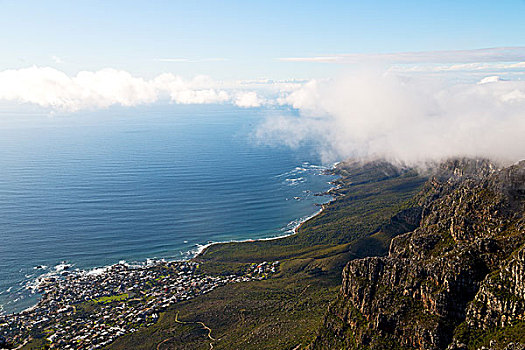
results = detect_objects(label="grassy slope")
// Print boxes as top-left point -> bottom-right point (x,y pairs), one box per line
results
106,161 -> 427,350
200,161 -> 425,267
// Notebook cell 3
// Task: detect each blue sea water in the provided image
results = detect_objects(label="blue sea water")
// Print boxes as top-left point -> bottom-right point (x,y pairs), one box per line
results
0,105 -> 335,315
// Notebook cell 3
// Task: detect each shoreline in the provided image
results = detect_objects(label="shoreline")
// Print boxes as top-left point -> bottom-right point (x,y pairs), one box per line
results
1,259 -> 279,349
195,196 -> 337,258
1,163 -> 339,318
2,205 -> 328,317
195,163 -> 340,258
13,199 -> 332,316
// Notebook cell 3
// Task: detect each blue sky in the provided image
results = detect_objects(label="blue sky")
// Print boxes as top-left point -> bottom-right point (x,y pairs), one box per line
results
1,0 -> 525,79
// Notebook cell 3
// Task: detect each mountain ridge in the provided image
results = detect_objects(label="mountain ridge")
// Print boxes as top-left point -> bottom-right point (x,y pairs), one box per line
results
311,159 -> 525,350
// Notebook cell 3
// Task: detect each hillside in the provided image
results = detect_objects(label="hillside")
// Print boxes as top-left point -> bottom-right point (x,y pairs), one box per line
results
311,159 -> 525,350
105,160 -> 427,350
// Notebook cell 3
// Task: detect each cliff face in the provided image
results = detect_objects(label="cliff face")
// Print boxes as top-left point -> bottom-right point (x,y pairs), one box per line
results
312,159 -> 525,350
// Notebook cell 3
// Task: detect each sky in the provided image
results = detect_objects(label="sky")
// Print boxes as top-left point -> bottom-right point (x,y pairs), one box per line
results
1,0 -> 525,79
0,1 -> 524,165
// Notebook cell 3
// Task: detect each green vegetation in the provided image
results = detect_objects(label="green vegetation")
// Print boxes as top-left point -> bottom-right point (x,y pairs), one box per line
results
108,272 -> 339,350
200,161 -> 425,268
19,337 -> 50,350
17,159 -> 525,349
14,161 -> 427,350
454,321 -> 525,349
107,160 -> 427,349
94,293 -> 129,304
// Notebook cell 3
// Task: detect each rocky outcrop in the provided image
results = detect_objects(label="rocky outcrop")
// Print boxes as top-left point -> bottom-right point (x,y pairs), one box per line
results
311,159 -> 525,350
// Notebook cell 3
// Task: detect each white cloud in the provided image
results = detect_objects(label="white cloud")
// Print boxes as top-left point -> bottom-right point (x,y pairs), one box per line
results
279,47 -> 525,64
389,61 -> 525,74
1,65 -> 524,165
0,67 -> 158,110
51,55 -> 63,64
234,91 -> 264,107
0,66 -> 269,111
152,73 -> 230,104
256,71 -> 525,166
478,76 -> 501,85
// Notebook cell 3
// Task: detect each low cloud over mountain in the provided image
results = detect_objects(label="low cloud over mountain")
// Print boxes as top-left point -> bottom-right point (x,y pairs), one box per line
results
256,70 -> 525,165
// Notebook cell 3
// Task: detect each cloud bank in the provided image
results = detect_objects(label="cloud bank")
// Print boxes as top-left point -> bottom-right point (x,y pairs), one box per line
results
1,65 -> 523,166
0,66 -> 265,111
256,70 -> 525,166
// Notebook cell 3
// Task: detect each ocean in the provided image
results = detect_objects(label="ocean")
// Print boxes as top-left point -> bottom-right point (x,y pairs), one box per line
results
0,105 -> 336,315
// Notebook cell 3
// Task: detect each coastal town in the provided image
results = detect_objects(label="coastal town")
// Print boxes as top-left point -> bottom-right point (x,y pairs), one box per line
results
0,259 -> 279,349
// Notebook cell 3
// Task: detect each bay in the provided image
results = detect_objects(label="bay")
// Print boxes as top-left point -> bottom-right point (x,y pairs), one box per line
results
0,105 -> 334,314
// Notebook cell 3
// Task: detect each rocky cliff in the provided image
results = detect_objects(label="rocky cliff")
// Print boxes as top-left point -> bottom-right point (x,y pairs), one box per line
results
311,159 -> 525,350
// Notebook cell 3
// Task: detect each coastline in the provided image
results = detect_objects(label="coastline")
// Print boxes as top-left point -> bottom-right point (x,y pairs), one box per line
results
1,163 -> 339,318
195,198 -> 335,258
195,163 -> 340,258
3,208 -> 329,318
194,162 -> 342,260
0,162 -> 340,348
16,196 -> 333,316
2,259 -> 279,349
4,159 -> 437,349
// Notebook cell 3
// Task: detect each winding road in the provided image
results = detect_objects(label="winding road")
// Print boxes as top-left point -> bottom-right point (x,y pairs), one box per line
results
157,312 -> 215,350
